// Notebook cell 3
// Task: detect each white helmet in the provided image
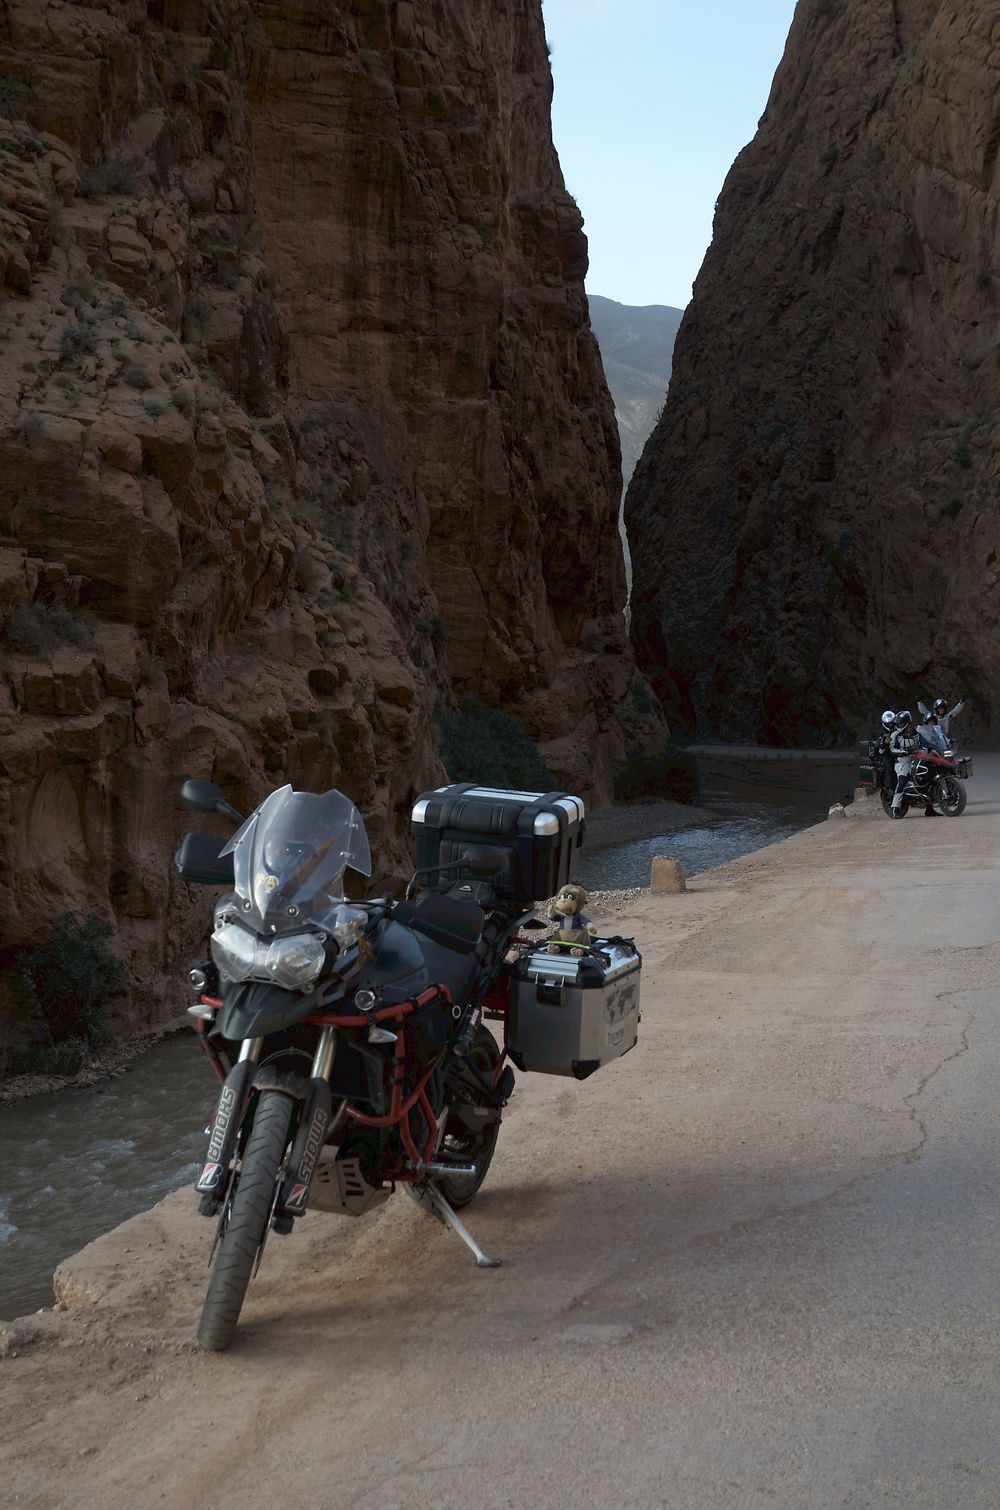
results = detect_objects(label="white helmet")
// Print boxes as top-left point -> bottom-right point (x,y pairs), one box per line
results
881,710 -> 896,729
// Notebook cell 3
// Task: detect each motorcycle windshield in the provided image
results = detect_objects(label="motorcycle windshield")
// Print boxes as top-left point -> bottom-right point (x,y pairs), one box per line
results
220,786 -> 372,929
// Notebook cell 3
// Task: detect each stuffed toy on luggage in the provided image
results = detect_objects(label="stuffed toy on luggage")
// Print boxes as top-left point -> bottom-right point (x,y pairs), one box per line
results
546,883 -> 595,956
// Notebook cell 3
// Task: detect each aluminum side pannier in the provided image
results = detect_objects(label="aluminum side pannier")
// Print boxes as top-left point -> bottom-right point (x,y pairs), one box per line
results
507,938 -> 641,1079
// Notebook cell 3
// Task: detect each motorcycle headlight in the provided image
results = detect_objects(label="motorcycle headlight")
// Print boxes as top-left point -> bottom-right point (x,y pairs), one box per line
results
210,923 -> 327,991
262,933 -> 327,990
211,922 -> 257,982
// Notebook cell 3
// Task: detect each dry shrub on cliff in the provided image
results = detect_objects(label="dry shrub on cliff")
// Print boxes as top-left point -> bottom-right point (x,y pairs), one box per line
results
60,321 -> 97,358
439,698 -> 553,790
5,602 -> 95,655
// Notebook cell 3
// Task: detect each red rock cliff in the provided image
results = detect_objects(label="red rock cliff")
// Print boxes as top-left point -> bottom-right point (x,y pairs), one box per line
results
627,0 -> 1000,745
0,0 -> 652,1025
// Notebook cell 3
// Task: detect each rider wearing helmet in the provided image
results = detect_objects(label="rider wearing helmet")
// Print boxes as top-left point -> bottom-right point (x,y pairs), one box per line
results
889,710 -> 920,817
874,710 -> 896,797
914,712 -> 948,816
917,710 -> 948,757
918,695 -> 965,743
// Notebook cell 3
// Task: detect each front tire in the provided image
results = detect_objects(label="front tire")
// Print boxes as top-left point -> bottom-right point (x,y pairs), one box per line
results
197,1090 -> 293,1352
937,776 -> 967,816
437,1028 -> 502,1209
882,790 -> 908,818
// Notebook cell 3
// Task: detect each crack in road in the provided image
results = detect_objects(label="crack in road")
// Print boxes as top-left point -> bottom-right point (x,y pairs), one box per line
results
900,994 -> 978,1164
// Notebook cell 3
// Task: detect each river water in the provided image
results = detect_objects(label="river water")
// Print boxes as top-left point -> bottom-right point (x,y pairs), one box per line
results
0,760 -> 854,1322
0,1039 -> 216,1321
577,762 -> 854,892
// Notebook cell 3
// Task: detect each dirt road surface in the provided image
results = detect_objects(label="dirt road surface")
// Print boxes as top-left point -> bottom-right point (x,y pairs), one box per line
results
4,759 -> 1000,1509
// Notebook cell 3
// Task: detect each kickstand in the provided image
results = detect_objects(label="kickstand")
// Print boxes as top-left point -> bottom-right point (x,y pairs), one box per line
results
404,1182 -> 502,1268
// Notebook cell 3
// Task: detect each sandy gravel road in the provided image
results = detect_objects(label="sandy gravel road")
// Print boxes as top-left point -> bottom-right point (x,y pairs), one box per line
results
4,758 -> 1000,1509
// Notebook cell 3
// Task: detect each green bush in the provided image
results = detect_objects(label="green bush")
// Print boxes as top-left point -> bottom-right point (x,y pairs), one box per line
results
439,697 -> 554,790
5,602 -> 95,654
0,1031 -> 93,1078
19,915 -> 124,1056
613,744 -> 700,804
32,1037 -> 91,1076
125,366 -> 152,390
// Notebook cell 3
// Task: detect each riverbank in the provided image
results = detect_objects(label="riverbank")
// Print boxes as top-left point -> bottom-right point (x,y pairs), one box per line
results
4,759 -> 999,1507
584,794 -> 718,850
0,1016 -> 189,1108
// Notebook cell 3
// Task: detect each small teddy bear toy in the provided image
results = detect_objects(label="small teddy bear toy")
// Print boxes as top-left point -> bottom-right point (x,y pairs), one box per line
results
546,882 -> 595,957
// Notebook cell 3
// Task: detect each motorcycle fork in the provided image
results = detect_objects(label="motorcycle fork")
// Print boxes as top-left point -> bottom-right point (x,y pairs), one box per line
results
275,1026 -> 339,1222
196,1037 -> 263,1210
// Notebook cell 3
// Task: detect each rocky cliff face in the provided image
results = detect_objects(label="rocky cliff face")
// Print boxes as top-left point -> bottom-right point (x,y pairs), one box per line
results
0,0 -> 652,1028
627,0 -> 1000,745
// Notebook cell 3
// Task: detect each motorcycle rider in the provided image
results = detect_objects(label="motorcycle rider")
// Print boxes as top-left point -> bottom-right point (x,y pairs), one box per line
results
874,710 -> 896,797
889,710 -> 922,818
918,696 -> 965,744
917,711 -> 949,757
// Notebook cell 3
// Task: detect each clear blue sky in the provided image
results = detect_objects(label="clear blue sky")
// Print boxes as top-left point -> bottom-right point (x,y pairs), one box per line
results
542,0 -> 798,310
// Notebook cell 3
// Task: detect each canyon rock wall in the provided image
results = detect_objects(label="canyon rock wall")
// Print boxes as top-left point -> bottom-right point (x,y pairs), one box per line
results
0,0 -> 653,1028
627,0 -> 1000,745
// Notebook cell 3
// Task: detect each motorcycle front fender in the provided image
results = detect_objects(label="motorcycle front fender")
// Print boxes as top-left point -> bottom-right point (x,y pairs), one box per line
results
218,980 -> 310,1040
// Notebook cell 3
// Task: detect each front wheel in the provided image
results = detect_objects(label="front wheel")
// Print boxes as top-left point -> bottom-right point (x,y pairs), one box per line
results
936,776 -> 967,816
197,1090 -> 293,1352
882,789 -> 908,818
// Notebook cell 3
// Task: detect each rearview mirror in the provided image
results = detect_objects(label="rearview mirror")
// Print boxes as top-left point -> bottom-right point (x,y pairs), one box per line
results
180,779 -> 244,822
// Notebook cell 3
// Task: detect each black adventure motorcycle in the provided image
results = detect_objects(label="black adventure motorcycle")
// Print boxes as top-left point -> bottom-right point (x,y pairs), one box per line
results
175,778 -> 641,1350
860,742 -> 971,817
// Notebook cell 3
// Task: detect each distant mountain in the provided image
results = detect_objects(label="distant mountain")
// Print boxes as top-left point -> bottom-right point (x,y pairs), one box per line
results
588,296 -> 683,486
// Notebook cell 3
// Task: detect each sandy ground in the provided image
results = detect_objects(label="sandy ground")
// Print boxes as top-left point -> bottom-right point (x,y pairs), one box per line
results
3,761 -> 1000,1508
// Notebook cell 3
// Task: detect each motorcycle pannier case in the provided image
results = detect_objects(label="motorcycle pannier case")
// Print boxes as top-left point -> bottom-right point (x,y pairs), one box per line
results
410,784 -> 585,905
507,939 -> 641,1079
